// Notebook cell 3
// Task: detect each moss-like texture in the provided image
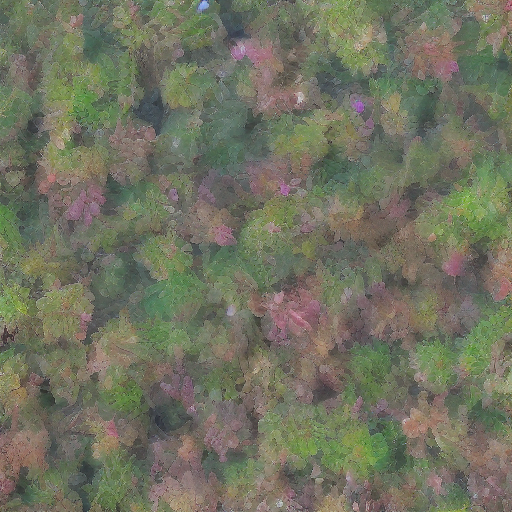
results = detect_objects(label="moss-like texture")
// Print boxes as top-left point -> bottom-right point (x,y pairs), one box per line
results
2,0 -> 512,510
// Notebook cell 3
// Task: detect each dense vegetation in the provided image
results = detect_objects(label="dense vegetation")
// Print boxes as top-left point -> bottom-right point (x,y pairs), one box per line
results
2,0 -> 512,510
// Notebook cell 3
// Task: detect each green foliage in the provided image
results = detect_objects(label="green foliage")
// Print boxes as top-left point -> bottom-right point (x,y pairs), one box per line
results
21,229 -> 80,288
414,339 -> 457,393
142,269 -> 206,321
134,232 -> 193,281
0,86 -> 33,144
312,0 -> 389,75
118,183 -> 175,235
91,450 -> 139,511
36,283 -> 94,343
155,110 -> 203,170
42,143 -> 109,183
161,64 -> 217,110
260,401 -> 390,478
458,305 -> 512,377
137,317 -> 193,356
223,457 -> 264,492
237,197 -> 308,288
270,113 -> 330,168
149,0 -> 220,50
416,158 -> 512,250
0,203 -> 23,260
91,255 -> 129,300
202,362 -> 245,401
203,247 -> 258,311
22,464 -> 79,507
349,341 -> 393,402
0,281 -> 33,325
0,350 -> 27,412
200,100 -> 254,169
99,366 -> 147,415
35,344 -> 87,406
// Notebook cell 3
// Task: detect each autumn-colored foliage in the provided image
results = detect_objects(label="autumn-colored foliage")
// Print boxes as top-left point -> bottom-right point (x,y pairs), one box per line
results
4,0 -> 512,510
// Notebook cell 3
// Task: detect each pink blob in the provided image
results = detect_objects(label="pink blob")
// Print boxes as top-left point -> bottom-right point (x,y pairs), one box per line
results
442,252 -> 465,277
231,42 -> 247,60
213,224 -> 237,246
279,182 -> 291,196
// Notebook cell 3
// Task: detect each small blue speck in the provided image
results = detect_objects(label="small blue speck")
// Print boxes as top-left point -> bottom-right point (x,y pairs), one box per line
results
197,0 -> 209,12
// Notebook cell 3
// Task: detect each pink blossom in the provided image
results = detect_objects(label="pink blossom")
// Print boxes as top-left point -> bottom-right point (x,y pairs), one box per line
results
66,191 -> 86,221
213,224 -> 237,246
231,42 -> 247,60
65,186 -> 106,226
88,202 -> 101,216
245,42 -> 274,66
352,100 -> 365,113
449,60 -> 459,73
198,184 -> 215,204
231,39 -> 275,67
264,288 -> 321,342
80,312 -> 92,332
105,419 -> 119,438
279,182 -> 291,196
434,60 -> 459,81
442,252 -> 465,277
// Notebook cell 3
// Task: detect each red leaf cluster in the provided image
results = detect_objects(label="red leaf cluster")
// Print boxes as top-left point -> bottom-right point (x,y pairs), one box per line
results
253,287 -> 322,343
483,247 -> 512,301
231,37 -> 316,117
0,409 -> 49,504
403,23 -> 460,81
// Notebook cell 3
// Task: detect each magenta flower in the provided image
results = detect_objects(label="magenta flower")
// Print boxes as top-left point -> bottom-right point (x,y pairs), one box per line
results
279,182 -> 291,196
352,99 -> 365,113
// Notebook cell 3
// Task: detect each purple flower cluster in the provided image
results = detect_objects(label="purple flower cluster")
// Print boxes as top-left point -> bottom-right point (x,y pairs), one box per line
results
65,185 -> 106,226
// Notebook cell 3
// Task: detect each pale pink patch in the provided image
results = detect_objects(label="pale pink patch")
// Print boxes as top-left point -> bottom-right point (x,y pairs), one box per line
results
69,13 -> 84,28
426,471 -> 446,496
442,252 -> 465,277
243,40 -> 274,67
265,222 -> 281,233
213,224 -> 237,246
287,309 -> 313,332
279,182 -> 291,196
273,291 -> 285,304
493,277 -> 512,301
231,42 -> 247,60
105,419 -> 119,438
